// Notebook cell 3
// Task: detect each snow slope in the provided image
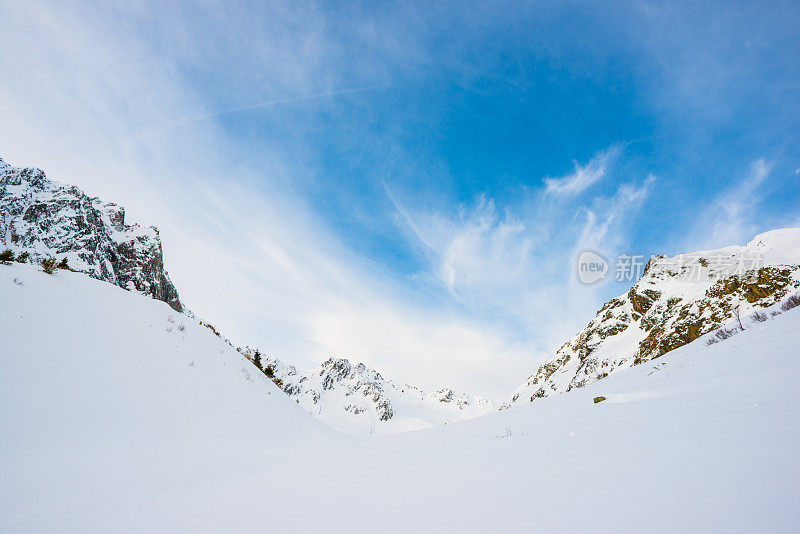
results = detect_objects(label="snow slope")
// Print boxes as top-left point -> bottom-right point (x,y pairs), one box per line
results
2,261 -> 799,532
0,262 -> 330,531
242,350 -> 495,435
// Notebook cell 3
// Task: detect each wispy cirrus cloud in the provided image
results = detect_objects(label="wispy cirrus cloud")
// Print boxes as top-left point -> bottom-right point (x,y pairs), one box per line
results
385,189 -> 532,295
124,85 -> 386,147
572,174 -> 656,255
386,148 -> 657,353
686,158 -> 773,251
544,146 -> 620,195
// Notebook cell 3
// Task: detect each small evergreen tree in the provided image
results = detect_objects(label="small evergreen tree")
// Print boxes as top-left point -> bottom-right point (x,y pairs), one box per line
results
264,365 -> 275,379
252,350 -> 263,371
15,251 -> 29,263
41,257 -> 57,274
57,257 -> 69,270
0,249 -> 14,263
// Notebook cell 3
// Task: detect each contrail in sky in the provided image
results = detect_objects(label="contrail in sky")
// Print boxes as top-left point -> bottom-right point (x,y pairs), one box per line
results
124,85 -> 385,146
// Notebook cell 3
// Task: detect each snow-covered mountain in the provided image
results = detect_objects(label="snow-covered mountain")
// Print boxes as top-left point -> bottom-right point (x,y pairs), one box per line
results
506,228 -> 800,407
3,259 -> 800,532
240,349 -> 495,435
4,151 -> 797,439
0,155 -> 491,434
0,157 -> 183,311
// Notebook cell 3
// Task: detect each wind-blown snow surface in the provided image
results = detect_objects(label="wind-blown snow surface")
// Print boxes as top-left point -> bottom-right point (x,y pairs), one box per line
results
2,263 -> 799,532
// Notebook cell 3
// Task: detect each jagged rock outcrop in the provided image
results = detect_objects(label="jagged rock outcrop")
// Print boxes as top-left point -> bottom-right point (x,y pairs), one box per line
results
0,157 -> 184,311
505,228 -> 800,407
240,350 -> 495,435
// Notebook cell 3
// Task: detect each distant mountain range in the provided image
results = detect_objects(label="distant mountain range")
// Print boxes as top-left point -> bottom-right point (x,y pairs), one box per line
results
239,350 -> 495,435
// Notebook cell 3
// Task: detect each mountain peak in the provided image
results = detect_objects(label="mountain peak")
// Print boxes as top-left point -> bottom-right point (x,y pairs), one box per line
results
0,156 -> 184,311
238,348 -> 495,435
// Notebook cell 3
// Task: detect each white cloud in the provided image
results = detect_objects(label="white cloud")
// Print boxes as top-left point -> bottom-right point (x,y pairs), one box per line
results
687,158 -> 772,250
304,301 -> 534,396
573,174 -> 656,254
387,154 -> 656,365
164,178 -> 537,397
544,146 -> 619,195
437,196 -> 531,293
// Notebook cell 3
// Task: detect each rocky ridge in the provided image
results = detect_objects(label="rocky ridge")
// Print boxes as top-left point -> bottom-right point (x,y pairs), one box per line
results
0,157 -> 183,311
505,228 -> 800,407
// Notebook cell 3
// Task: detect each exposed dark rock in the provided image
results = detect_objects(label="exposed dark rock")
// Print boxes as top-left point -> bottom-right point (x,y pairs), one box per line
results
0,157 -> 184,311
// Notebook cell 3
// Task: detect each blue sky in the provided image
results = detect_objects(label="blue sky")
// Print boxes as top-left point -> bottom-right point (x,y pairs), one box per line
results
1,0 -> 799,396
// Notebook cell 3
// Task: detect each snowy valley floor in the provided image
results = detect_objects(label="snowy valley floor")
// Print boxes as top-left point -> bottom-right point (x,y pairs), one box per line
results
2,263 -> 799,533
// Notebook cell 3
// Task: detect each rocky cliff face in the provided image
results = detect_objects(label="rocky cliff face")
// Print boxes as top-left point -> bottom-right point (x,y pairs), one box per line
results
240,350 -> 495,435
505,229 -> 800,407
0,157 -> 183,311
